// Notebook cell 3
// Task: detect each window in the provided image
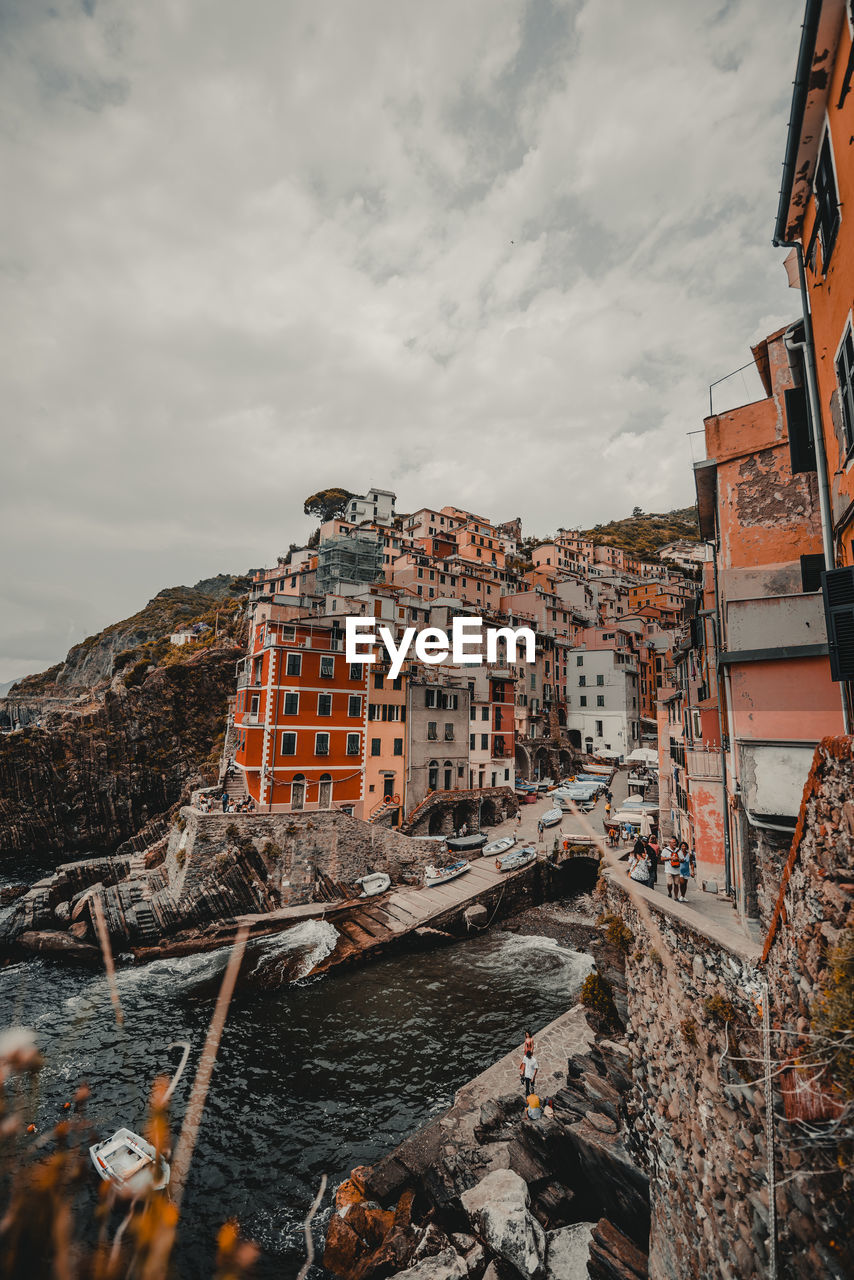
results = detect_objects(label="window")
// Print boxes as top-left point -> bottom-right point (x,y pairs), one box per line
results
578,674 -> 586,687
596,674 -> 604,686
280,732 -> 296,755
315,732 -> 330,755
836,328 -> 854,451
284,692 -> 299,715
371,737 -> 381,756
374,672 -> 383,689
427,721 -> 438,740
428,760 -> 439,789
595,720 -> 603,737
348,695 -> 362,717
580,695 -> 587,707
286,652 -> 301,677
470,733 -> 476,749
815,131 -> 840,267
317,693 -> 332,716
481,734 -> 489,750
392,675 -> 403,690
320,655 -> 335,678
349,663 -> 363,680
249,694 -> 260,718
597,695 -> 605,706
425,689 -> 437,708
367,704 -> 380,721
444,723 -> 455,740
470,705 -> 476,721
346,733 -> 360,756
393,738 -> 403,756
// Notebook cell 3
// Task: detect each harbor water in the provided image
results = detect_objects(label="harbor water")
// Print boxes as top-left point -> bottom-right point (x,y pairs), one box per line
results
0,913 -> 593,1277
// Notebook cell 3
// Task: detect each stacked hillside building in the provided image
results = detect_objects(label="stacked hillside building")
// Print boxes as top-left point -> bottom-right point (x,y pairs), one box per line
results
231,488 -> 693,827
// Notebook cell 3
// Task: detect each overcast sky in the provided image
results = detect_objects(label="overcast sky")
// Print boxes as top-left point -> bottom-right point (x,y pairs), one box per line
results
1,0 -> 804,683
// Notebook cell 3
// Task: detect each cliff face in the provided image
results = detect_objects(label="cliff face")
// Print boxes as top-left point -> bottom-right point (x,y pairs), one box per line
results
0,644 -> 240,858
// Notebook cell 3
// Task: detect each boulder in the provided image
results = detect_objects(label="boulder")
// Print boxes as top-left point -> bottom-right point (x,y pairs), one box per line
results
545,1222 -> 595,1279
461,1169 -> 546,1279
18,930 -> 99,962
586,1218 -> 648,1280
388,1247 -> 468,1279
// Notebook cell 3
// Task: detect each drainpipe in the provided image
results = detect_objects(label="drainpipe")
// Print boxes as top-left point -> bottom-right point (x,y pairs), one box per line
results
710,539 -> 734,899
777,245 -> 851,732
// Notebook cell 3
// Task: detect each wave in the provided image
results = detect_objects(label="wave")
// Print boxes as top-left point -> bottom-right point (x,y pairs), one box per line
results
471,930 -> 594,989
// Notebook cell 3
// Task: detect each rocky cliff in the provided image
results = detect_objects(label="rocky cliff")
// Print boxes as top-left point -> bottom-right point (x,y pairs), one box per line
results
0,643 -> 241,859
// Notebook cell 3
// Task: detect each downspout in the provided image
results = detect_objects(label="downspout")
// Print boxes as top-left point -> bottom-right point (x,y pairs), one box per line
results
710,521 -> 734,899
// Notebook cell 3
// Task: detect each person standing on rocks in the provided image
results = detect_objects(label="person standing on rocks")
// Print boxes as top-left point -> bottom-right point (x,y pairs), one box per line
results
520,1048 -> 538,1096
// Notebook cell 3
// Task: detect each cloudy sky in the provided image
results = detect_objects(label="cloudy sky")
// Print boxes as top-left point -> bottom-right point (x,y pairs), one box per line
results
1,0 -> 804,682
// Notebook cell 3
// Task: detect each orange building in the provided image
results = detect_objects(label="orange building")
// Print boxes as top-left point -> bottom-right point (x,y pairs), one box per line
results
233,614 -> 367,814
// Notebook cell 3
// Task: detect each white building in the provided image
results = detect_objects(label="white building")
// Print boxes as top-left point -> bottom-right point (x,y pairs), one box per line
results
344,487 -> 397,527
565,647 -> 641,761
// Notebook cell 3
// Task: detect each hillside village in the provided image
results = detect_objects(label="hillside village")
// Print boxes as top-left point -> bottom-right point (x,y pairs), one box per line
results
230,488 -> 703,829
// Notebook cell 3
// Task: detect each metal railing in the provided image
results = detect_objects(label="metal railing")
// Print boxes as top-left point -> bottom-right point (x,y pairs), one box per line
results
685,746 -> 723,779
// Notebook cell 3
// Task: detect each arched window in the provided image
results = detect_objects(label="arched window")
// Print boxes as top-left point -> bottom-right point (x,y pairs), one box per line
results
443,760 -> 453,790
428,760 -> 439,790
291,774 -> 305,811
318,774 -> 332,809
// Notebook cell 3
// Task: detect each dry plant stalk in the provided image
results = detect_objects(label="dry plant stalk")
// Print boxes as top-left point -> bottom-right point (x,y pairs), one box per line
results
295,1173 -> 327,1280
170,927 -> 249,1211
90,895 -> 124,1027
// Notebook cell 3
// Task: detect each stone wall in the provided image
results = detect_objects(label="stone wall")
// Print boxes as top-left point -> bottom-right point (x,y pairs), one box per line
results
605,735 -> 854,1280
174,807 -> 442,905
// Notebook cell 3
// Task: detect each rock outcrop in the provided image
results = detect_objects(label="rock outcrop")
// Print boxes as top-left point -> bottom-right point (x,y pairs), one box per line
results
0,644 -> 240,858
460,1169 -> 546,1278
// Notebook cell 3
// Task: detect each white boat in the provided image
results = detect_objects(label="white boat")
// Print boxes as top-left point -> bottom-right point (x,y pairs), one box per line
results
357,872 -> 391,897
540,807 -> 563,827
483,835 -> 517,856
424,860 -> 470,887
90,1127 -> 170,1193
495,845 -> 537,872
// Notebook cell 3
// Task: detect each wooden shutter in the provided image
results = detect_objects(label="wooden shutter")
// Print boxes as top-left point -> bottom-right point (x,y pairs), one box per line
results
822,567 -> 854,681
785,386 -> 816,474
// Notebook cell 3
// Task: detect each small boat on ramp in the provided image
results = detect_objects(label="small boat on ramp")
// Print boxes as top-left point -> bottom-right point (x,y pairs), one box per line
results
424,860 -> 470,887
495,845 -> 537,873
541,806 -> 563,827
483,835 -> 517,856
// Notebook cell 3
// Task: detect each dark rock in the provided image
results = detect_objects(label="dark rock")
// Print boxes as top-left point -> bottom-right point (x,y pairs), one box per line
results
587,1217 -> 647,1280
18,930 -> 99,963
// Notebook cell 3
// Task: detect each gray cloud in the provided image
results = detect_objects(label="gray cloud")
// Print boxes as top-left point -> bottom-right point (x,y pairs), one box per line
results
0,0 -> 804,681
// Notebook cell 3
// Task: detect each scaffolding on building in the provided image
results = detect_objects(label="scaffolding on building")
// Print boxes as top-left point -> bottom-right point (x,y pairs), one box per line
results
316,530 -> 383,594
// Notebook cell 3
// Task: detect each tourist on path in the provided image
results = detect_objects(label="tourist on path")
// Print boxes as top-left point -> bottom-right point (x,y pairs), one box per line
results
664,837 -> 681,899
628,845 -> 652,887
520,1049 -> 539,1095
537,820 -> 544,844
646,837 -> 659,889
516,811 -> 522,830
221,790 -> 229,813
523,1028 -> 534,1056
678,841 -> 697,900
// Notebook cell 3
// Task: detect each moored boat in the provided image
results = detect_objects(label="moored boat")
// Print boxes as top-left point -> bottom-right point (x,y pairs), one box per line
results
495,845 -> 537,872
445,831 -> 488,852
357,872 -> 391,897
90,1127 -> 170,1193
483,835 -> 517,856
424,860 -> 470,887
541,806 -> 563,827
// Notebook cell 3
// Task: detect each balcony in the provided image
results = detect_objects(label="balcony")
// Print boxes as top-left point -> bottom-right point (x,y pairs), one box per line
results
686,747 -> 723,780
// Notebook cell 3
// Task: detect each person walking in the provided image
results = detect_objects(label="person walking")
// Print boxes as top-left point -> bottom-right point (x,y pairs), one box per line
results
664,836 -> 681,899
537,819 -> 544,844
516,810 -> 522,831
629,845 -> 651,887
523,1028 -> 535,1056
646,837 -> 659,889
678,841 -> 697,900
221,790 -> 229,813
520,1048 -> 539,1096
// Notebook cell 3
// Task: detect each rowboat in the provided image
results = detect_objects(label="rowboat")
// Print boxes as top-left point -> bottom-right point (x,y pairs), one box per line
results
424,860 -> 470,887
483,835 -> 517,856
495,845 -> 536,872
445,831 -> 488,852
540,807 -> 563,827
90,1127 -> 170,1193
357,872 -> 391,897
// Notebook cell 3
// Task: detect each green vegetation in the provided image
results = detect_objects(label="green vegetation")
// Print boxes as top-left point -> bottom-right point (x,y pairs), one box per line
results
703,994 -> 736,1026
681,1017 -> 698,1046
599,912 -> 634,954
303,487 -> 356,522
579,505 -> 699,562
812,929 -> 854,1100
581,972 -> 619,1026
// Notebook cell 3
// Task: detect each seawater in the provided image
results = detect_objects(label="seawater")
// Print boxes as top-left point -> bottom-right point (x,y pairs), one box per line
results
0,918 -> 592,1277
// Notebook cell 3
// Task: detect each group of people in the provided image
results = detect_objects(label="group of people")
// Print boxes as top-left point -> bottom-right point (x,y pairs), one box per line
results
519,1028 -> 554,1120
197,792 -> 256,814
626,833 -> 696,900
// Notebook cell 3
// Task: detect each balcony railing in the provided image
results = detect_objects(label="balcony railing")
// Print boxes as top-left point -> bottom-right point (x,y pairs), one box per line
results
686,747 -> 723,780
